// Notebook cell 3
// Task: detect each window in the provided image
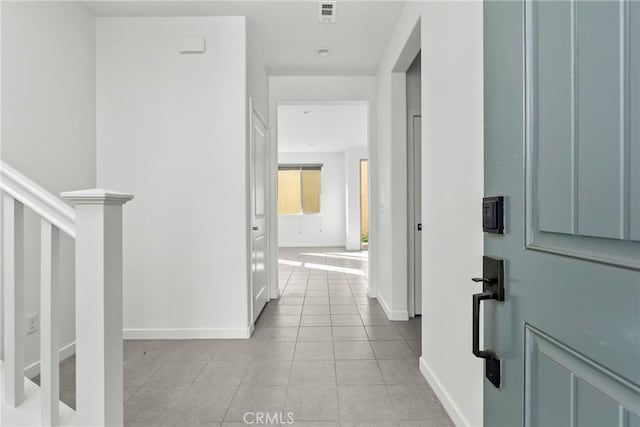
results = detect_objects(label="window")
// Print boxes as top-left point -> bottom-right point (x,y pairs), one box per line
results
278,164 -> 322,215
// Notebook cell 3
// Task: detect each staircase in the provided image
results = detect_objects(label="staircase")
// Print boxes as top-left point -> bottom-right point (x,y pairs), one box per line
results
0,161 -> 133,426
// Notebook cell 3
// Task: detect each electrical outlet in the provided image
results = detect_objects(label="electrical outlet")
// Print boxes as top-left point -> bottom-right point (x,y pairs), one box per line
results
26,313 -> 39,335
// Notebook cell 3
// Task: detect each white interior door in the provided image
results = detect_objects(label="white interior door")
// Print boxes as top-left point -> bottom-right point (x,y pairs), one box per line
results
250,102 -> 269,322
408,113 -> 422,316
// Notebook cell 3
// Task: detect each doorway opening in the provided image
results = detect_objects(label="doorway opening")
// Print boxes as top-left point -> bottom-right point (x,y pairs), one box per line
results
272,101 -> 370,302
406,51 -> 422,318
360,159 -> 369,250
378,17 -> 422,322
275,101 -> 368,250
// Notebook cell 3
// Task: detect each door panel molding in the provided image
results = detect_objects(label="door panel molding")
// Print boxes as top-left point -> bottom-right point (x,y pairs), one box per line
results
524,324 -> 640,427
524,0 -> 640,270
484,1 -> 640,425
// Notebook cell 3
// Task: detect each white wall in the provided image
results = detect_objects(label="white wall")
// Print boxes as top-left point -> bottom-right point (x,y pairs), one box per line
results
375,32 -> 415,322
1,1 -> 96,371
278,152 -> 345,247
421,5 -> 484,424
268,76 -> 377,297
376,2 -> 484,426
345,147 -> 368,251
96,17 -> 250,338
247,40 -> 269,121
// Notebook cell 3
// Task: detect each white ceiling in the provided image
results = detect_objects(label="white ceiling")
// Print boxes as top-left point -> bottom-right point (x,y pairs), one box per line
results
278,103 -> 368,153
85,1 -> 406,75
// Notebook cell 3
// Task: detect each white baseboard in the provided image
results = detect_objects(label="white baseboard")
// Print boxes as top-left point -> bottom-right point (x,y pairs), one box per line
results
367,288 -> 377,298
419,356 -> 472,427
123,327 -> 251,340
278,243 -> 346,248
377,293 -> 409,321
24,342 -> 76,379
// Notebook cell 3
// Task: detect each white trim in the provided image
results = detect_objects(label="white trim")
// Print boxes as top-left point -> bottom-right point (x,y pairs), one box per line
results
420,356 -> 472,427
23,342 -> 75,379
1,161 -> 76,238
123,328 -> 251,340
377,293 -> 409,321
367,288 -> 377,298
61,188 -> 133,206
251,102 -> 269,130
278,242 -> 347,249
276,100 -> 369,107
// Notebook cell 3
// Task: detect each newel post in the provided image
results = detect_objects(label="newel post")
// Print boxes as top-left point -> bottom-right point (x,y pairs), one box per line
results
61,189 -> 133,427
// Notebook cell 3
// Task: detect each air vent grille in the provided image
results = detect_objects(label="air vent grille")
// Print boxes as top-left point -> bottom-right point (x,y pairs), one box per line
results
319,1 -> 336,23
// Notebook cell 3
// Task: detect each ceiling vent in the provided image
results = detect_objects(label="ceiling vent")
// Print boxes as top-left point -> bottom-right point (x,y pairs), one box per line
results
318,1 -> 336,23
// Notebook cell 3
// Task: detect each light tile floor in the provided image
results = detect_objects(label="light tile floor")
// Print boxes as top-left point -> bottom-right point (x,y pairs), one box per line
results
32,247 -> 453,426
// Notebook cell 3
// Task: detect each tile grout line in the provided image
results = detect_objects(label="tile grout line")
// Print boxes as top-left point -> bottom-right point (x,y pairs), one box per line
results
220,371 -> 243,423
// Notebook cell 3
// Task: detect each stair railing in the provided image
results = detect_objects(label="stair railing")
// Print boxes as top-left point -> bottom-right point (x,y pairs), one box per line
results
1,161 -> 133,426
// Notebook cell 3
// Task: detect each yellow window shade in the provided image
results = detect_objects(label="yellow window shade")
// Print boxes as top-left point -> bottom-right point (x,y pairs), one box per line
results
278,170 -> 301,215
302,170 -> 321,214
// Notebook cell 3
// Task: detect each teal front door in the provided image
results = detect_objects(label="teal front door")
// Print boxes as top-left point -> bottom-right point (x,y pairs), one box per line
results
483,1 -> 640,425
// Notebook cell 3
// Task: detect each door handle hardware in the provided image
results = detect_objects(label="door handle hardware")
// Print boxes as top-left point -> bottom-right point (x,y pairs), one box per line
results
417,223 -> 422,231
471,277 -> 495,284
473,291 -> 501,387
252,226 -> 259,231
471,255 -> 505,388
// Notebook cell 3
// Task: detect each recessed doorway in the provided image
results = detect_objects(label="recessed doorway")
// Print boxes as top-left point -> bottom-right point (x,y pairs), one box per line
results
406,51 -> 422,318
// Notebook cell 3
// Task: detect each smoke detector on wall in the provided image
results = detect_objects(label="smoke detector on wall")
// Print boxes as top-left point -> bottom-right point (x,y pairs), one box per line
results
318,1 -> 337,23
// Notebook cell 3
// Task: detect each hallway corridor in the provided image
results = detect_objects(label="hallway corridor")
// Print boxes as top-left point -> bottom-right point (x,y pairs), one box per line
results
263,247 -> 452,425
33,248 -> 451,426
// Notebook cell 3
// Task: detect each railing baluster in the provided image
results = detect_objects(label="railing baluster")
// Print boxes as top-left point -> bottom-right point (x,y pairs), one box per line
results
2,193 -> 25,407
40,218 -> 60,425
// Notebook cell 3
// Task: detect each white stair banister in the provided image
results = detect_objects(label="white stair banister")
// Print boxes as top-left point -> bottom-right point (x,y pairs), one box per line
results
40,218 -> 61,425
2,162 -> 134,424
2,193 -> 25,407
61,189 -> 133,427
1,161 -> 75,238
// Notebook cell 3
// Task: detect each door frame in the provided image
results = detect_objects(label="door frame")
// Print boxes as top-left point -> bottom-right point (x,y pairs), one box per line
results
269,99 -> 372,299
379,18 -> 421,321
407,111 -> 422,318
248,97 -> 270,333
